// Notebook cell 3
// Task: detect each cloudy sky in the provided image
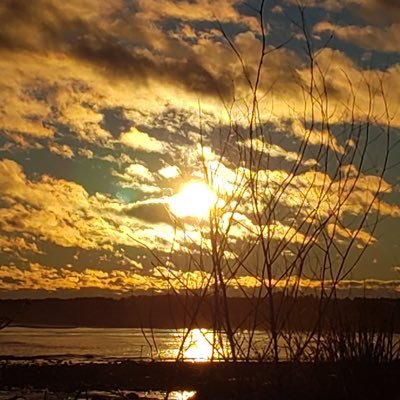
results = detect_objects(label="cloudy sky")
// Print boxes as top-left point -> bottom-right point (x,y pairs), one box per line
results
1,0 -> 400,298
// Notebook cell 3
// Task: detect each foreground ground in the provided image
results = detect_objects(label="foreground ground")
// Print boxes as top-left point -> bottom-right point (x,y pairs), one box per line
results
1,360 -> 400,399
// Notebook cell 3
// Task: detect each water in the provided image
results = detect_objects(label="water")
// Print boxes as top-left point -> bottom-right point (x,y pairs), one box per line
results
0,388 -> 196,400
0,390 -> 196,400
6,327 -> 396,364
0,327 -> 207,399
0,327 -> 176,362
0,327 -> 274,363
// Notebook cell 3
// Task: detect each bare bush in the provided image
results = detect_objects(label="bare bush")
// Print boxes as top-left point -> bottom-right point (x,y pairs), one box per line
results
138,1 -> 395,363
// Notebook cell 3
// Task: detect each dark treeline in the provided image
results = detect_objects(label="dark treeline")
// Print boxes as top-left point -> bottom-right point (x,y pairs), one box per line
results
1,295 -> 399,332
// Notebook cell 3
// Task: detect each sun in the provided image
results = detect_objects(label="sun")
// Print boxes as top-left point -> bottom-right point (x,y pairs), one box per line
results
169,181 -> 217,219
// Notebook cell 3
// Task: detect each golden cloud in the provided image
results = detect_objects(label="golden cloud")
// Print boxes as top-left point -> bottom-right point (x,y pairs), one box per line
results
0,159 -> 187,253
1,263 -> 399,293
120,128 -> 167,153
135,0 -> 259,31
48,143 -> 75,159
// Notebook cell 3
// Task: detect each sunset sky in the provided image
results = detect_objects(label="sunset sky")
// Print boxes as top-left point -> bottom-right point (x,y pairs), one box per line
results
1,0 -> 400,298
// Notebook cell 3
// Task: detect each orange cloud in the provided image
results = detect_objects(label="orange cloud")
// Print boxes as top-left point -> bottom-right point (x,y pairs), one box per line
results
1,263 -> 399,293
135,0 -> 259,31
0,159 -> 184,252
120,128 -> 167,153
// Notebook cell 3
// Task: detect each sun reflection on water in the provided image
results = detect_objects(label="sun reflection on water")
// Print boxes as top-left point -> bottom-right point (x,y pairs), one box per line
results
158,328 -> 231,361
171,390 -> 197,400
176,328 -> 228,361
183,328 -> 214,361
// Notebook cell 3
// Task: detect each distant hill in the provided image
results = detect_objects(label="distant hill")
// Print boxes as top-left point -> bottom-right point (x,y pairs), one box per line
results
1,295 -> 399,331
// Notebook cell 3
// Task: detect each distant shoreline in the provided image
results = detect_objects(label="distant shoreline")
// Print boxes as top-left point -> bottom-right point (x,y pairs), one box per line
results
9,324 -> 83,329
2,295 -> 400,332
7,324 -> 192,329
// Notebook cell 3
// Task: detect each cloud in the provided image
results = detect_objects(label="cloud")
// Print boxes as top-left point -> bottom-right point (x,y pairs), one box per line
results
1,0 -> 399,160
158,165 -> 181,179
232,274 -> 400,292
314,21 -> 400,52
293,48 -> 400,127
0,0 -> 233,150
124,164 -> 155,183
135,0 -> 259,31
120,128 -> 167,153
284,168 -> 400,220
0,159 -> 179,253
1,262 -> 400,294
0,263 -> 162,292
1,156 -> 394,288
291,121 -> 345,155
327,224 -> 377,246
286,0 -> 400,20
112,163 -> 162,194
0,0 -> 399,297
357,0 -> 400,23
284,0 -> 353,11
243,137 -> 318,166
0,235 -> 42,255
77,148 -> 94,159
48,143 -> 75,159
126,200 -> 172,225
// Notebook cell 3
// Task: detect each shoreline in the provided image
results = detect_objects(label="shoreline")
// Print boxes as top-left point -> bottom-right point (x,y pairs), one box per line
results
1,360 -> 400,399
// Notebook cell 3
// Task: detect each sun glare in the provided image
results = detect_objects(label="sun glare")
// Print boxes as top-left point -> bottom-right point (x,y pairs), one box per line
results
183,329 -> 216,361
169,181 -> 217,219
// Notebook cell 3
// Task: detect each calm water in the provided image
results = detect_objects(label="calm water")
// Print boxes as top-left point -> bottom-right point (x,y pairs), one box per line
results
0,327 -> 271,363
1,327 -> 180,362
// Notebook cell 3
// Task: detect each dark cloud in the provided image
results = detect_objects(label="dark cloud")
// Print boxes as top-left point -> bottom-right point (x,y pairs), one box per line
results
126,202 -> 172,225
0,0 -> 87,51
101,108 -> 132,139
0,0 -> 231,99
71,35 -> 230,96
360,0 -> 400,23
0,276 -> 23,285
